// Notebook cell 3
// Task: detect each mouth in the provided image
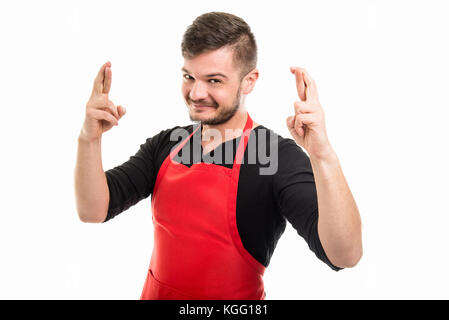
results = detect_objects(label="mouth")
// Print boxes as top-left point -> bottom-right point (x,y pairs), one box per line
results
192,103 -> 217,110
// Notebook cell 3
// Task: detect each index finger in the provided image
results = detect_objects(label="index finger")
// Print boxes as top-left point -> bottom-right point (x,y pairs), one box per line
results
92,61 -> 111,96
103,66 -> 112,94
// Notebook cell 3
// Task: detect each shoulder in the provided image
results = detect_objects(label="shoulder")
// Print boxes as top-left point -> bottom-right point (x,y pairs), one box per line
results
253,125 -> 311,169
246,125 -> 312,178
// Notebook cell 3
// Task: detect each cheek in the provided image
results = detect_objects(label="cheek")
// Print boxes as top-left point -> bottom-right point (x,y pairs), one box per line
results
213,89 -> 233,105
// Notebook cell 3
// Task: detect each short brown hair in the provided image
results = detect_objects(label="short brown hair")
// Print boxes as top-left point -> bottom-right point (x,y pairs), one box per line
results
181,12 -> 257,80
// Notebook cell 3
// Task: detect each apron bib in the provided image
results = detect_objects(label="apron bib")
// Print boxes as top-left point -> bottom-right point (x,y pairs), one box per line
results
140,113 -> 266,300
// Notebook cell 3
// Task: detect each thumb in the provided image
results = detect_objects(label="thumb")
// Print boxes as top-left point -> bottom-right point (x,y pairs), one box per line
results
286,115 -> 301,142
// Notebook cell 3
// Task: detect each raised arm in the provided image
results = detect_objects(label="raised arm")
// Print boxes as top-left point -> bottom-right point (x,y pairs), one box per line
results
74,61 -> 126,223
286,67 -> 362,268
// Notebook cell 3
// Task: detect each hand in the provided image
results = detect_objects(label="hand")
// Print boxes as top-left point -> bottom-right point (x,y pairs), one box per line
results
286,67 -> 334,160
80,61 -> 126,142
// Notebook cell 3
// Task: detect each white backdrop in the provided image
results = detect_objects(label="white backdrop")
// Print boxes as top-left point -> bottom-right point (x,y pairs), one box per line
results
0,0 -> 448,299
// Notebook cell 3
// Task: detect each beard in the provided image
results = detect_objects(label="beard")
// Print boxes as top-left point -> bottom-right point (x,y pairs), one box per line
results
187,86 -> 242,125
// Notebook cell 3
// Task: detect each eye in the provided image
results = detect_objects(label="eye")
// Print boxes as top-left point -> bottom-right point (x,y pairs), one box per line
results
208,79 -> 221,84
183,74 -> 193,80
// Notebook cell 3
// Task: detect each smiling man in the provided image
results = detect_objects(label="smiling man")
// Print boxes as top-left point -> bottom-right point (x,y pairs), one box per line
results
74,11 -> 362,300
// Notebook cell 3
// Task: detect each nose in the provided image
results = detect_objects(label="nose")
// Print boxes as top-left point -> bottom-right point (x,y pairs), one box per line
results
189,80 -> 208,102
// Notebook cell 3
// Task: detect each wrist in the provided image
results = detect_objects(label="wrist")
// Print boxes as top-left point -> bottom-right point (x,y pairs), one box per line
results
78,131 -> 101,145
309,146 -> 338,164
309,149 -> 341,184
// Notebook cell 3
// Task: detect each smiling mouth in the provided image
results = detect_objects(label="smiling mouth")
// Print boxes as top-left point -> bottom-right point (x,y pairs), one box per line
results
192,103 -> 216,109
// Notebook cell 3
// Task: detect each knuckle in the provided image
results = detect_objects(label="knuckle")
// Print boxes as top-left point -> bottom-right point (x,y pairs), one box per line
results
98,97 -> 108,108
90,96 -> 107,108
107,101 -> 117,110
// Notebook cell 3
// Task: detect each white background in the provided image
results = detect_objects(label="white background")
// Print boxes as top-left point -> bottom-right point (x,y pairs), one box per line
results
0,0 -> 448,299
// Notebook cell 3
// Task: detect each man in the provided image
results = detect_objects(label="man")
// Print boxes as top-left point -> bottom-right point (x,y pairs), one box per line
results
74,12 -> 362,300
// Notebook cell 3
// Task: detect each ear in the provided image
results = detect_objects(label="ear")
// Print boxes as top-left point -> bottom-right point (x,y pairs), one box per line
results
241,68 -> 259,94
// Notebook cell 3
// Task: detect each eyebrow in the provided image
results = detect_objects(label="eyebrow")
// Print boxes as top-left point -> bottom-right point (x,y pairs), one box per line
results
182,68 -> 228,79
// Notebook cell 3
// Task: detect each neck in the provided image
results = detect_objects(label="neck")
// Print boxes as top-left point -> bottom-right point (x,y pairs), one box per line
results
202,109 -> 248,143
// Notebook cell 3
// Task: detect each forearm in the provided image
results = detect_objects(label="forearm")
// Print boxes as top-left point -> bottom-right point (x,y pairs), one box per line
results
74,135 -> 109,223
310,148 -> 362,268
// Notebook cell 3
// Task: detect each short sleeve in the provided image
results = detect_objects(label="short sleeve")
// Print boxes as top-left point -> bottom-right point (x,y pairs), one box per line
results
273,138 -> 343,271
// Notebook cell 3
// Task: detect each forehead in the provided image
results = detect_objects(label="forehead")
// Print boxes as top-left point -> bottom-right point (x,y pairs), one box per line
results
182,46 -> 238,77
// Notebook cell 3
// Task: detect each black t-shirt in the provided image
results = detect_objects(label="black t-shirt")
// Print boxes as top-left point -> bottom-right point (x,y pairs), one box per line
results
104,124 -> 342,271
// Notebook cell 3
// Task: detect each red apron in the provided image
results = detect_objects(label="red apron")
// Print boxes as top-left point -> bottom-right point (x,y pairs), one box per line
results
140,113 -> 266,300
